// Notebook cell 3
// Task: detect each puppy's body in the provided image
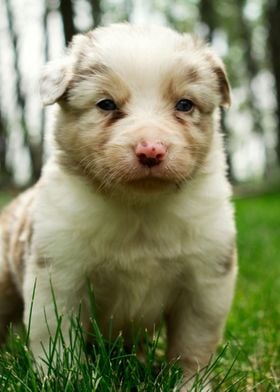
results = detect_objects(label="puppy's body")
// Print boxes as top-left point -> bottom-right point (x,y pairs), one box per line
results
0,24 -> 237,390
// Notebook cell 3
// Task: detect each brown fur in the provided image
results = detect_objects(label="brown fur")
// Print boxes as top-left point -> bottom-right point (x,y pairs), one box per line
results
0,189 -> 34,288
0,189 -> 34,341
213,66 -> 231,107
222,244 -> 238,274
0,268 -> 23,342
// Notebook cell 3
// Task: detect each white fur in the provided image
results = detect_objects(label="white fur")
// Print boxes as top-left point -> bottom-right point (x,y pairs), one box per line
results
22,24 -> 237,391
40,59 -> 72,105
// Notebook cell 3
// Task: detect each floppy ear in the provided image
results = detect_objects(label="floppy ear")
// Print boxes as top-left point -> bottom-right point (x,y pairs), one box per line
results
40,59 -> 72,106
212,61 -> 231,107
184,35 -> 231,108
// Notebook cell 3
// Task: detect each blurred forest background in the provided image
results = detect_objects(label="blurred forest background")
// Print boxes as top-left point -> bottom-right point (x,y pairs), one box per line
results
0,0 -> 280,193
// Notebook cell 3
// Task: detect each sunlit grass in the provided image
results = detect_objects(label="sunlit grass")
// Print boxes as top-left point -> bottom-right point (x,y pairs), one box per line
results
0,191 -> 279,390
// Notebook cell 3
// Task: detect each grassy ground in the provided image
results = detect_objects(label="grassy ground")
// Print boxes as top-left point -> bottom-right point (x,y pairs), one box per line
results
0,190 -> 279,391
224,192 -> 280,391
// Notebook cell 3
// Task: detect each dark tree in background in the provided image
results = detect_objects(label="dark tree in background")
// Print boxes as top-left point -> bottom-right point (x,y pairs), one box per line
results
59,0 -> 103,46
0,108 -> 9,187
88,0 -> 102,27
199,0 -> 216,42
199,0 -> 234,180
40,0 -> 50,155
59,0 -> 76,45
5,0 -> 43,182
268,0 -> 280,166
235,0 -> 264,136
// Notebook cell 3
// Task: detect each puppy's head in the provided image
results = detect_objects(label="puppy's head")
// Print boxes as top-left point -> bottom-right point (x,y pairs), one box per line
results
41,24 -> 230,196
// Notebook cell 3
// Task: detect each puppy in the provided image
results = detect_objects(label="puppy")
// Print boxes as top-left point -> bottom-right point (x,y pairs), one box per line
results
0,24 -> 237,390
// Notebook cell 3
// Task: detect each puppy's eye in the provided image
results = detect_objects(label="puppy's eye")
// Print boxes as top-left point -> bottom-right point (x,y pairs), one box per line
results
97,99 -> 117,111
175,99 -> 194,112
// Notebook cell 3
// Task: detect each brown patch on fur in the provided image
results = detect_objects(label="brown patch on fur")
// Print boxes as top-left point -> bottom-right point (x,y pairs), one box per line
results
221,243 -> 237,274
55,108 -> 110,182
61,62 -> 132,115
185,67 -> 200,84
162,70 -> 215,115
203,53 -> 231,107
184,130 -> 201,163
213,66 -> 231,107
179,112 -> 213,178
0,188 -> 35,288
0,268 -> 23,343
10,206 -> 33,281
0,189 -> 34,343
36,257 -> 50,268
162,78 -> 182,109
54,63 -> 132,189
60,64 -> 110,104
105,110 -> 126,127
174,114 -> 187,126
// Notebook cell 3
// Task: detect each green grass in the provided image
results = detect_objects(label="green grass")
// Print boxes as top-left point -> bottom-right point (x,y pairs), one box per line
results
223,192 -> 280,391
0,191 -> 279,391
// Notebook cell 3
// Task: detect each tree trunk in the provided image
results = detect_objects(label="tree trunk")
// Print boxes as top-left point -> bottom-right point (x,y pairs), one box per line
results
268,0 -> 280,166
88,0 -> 102,28
4,0 -> 43,181
235,0 -> 263,135
199,0 -> 216,42
198,0 -> 235,181
59,0 -> 76,45
39,0 -> 50,164
0,109 -> 10,187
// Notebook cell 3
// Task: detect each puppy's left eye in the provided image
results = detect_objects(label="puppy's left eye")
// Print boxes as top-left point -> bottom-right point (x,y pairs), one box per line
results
97,99 -> 117,111
175,99 -> 194,112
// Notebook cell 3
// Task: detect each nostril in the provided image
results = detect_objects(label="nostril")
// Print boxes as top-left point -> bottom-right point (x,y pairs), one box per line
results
138,153 -> 147,160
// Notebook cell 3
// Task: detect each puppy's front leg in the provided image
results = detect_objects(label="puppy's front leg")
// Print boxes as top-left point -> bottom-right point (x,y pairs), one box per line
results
23,258 -> 86,372
166,263 -> 237,391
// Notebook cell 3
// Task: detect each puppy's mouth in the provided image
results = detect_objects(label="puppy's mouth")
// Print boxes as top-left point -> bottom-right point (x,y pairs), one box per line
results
125,175 -> 174,191
122,163 -> 182,191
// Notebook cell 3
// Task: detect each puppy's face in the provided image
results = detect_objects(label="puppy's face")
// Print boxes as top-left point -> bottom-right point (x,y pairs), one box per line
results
41,24 -> 230,195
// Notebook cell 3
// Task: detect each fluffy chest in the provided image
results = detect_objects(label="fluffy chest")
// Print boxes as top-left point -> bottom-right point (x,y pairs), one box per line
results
44,210 -> 185,332
89,259 -> 178,332
33,194 -> 192,328
34,165 -> 234,284
34,184 -> 193,273
44,217 -> 190,284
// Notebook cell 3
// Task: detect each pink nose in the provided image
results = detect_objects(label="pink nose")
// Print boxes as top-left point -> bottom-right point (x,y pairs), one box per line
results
135,141 -> 167,168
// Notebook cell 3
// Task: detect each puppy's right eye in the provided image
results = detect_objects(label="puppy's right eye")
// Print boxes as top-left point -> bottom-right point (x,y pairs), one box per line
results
97,99 -> 117,111
175,99 -> 194,112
